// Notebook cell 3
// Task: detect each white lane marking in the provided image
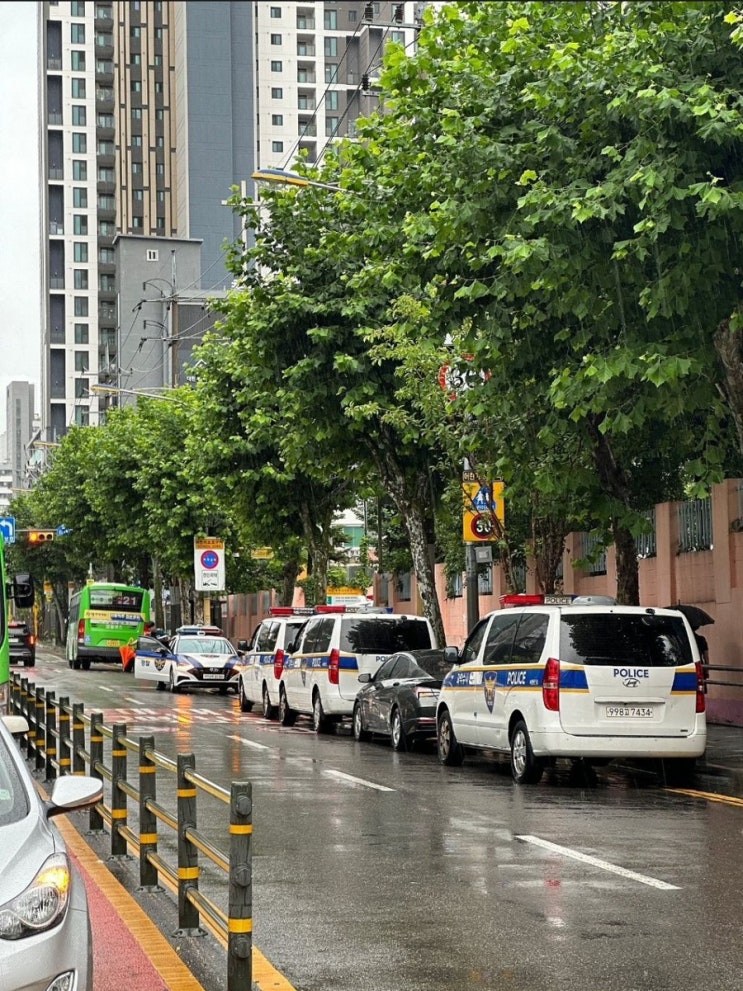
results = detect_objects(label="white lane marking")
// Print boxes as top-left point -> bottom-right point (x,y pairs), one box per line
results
323,769 -> 395,792
517,835 -> 680,890
99,686 -> 115,693
231,735 -> 271,752
123,697 -> 143,704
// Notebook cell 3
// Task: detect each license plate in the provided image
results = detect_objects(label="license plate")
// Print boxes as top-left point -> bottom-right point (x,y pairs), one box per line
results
106,639 -> 121,647
605,706 -> 654,718
202,672 -> 224,680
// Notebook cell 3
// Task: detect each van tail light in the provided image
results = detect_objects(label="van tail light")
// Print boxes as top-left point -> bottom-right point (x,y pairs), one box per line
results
77,619 -> 86,645
542,657 -> 560,711
695,661 -> 706,714
273,649 -> 285,681
328,648 -> 340,685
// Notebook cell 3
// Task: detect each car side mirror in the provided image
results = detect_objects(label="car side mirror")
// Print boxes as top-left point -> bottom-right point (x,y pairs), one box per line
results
358,672 -> 371,684
11,574 -> 35,609
443,645 -> 460,666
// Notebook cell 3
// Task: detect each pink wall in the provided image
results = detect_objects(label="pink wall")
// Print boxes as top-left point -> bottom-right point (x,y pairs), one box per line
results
223,479 -> 743,726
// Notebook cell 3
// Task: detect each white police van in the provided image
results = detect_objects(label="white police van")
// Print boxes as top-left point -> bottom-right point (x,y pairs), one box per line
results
436,595 -> 707,784
238,608 -> 312,718
279,608 -> 437,733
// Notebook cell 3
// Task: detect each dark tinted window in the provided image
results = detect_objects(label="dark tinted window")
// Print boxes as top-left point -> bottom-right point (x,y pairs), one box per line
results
341,617 -> 432,653
560,613 -> 693,667
411,650 -> 456,681
302,617 -> 335,653
482,612 -> 520,665
461,618 -> 488,664
375,656 -> 401,680
283,619 -> 306,646
512,613 -> 549,664
256,621 -> 279,651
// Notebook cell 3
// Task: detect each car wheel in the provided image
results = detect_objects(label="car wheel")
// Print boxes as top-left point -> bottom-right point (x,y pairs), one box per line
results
437,709 -> 464,766
262,685 -> 277,720
390,708 -> 408,752
156,680 -> 166,692
239,679 -> 253,713
660,757 -> 697,787
169,669 -> 180,693
353,703 -> 370,742
510,720 -> 544,785
279,688 -> 296,727
312,693 -> 331,734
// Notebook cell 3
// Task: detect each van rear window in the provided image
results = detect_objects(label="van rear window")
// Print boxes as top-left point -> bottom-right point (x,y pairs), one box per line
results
559,614 -> 693,667
341,617 -> 432,653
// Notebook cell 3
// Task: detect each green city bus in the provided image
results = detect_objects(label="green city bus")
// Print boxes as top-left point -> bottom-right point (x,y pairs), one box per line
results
66,581 -> 151,670
0,534 -> 35,713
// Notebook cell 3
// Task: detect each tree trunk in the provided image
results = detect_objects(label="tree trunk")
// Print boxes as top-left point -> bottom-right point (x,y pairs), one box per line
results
586,413 -> 640,605
369,446 -> 446,648
281,557 -> 300,606
714,310 -> 743,456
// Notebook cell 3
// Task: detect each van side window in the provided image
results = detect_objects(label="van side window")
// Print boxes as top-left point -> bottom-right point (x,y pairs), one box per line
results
512,613 -> 549,664
460,619 -> 488,664
482,613 -> 520,665
256,621 -> 278,651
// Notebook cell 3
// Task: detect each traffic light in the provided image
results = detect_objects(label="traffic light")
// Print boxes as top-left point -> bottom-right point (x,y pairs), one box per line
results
26,529 -> 55,546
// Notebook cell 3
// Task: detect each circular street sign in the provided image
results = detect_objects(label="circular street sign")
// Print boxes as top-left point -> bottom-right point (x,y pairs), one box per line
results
469,513 -> 494,540
200,549 -> 219,569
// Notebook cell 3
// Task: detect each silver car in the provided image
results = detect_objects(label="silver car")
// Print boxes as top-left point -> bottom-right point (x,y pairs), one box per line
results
0,715 -> 102,990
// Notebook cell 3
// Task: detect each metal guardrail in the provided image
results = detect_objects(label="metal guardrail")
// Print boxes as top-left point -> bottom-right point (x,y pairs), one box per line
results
705,664 -> 743,690
10,674 -> 253,991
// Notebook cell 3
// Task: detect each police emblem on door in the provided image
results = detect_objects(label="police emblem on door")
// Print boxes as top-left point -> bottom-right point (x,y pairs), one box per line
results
483,672 -> 497,712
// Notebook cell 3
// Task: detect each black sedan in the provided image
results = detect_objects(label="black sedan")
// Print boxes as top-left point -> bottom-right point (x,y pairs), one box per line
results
352,649 -> 452,751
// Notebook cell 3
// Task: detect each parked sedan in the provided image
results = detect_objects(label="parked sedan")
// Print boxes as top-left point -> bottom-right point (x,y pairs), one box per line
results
352,649 -> 452,751
0,715 -> 102,990
133,633 -> 242,693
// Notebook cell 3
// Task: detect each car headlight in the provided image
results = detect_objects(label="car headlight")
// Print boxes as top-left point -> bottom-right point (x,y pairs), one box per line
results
0,853 -> 71,939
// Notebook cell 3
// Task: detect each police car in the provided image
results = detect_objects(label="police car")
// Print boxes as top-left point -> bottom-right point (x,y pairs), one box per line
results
238,608 -> 312,718
436,594 -> 707,784
278,608 -> 437,733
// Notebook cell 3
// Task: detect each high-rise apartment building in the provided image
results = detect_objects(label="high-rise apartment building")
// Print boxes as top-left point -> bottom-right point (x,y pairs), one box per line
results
5,382 -> 35,494
38,1 -> 422,443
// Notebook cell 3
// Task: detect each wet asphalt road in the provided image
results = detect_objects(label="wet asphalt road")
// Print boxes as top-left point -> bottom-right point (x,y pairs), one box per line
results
23,648 -> 743,991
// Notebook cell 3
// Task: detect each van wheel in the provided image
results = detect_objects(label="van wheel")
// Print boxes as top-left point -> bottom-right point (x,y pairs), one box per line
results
510,720 -> 544,785
391,708 -> 408,752
239,680 -> 253,713
353,703 -> 370,742
437,709 -> 464,766
262,685 -> 277,719
312,693 -> 331,734
661,757 -> 697,787
279,688 -> 296,727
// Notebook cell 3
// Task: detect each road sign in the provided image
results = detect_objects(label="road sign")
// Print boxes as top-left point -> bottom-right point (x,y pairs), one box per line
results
194,537 -> 225,591
462,480 -> 505,542
0,516 -> 15,544
56,525 -> 72,537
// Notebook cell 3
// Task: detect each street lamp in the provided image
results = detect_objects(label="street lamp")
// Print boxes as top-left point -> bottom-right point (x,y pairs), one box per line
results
251,168 -> 343,192
90,385 -> 190,409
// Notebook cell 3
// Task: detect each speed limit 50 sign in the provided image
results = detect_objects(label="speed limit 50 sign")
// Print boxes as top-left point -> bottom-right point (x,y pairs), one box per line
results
462,480 -> 504,542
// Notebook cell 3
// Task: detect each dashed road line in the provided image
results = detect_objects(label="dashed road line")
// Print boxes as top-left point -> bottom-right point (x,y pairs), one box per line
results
517,835 -> 680,890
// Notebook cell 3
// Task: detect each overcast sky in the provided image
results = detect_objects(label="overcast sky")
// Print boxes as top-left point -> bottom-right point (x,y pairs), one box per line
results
0,5 -> 40,432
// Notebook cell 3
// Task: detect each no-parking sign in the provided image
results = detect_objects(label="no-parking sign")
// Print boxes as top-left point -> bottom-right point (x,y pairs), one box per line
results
194,536 -> 226,591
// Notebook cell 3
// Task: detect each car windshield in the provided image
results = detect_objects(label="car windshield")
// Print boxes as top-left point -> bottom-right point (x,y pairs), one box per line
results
559,613 -> 694,667
341,617 -> 432,653
177,637 -> 234,655
0,735 -> 29,826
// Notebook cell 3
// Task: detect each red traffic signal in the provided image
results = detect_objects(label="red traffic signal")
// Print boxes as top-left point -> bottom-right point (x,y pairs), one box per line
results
26,530 -> 55,545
